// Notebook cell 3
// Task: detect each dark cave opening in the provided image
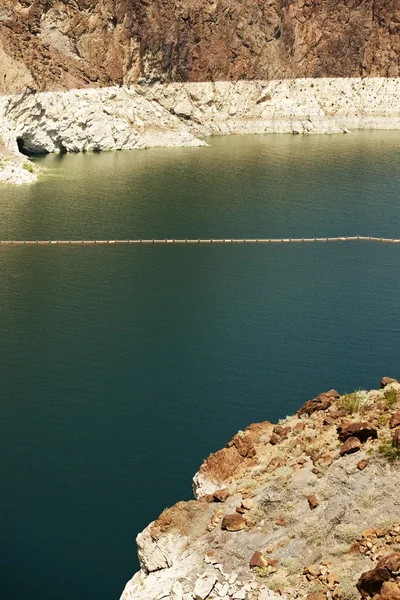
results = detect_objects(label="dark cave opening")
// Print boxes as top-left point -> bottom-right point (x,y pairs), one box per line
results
16,137 -> 30,156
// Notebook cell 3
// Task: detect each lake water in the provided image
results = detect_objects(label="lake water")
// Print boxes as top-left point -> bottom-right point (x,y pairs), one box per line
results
0,132 -> 400,600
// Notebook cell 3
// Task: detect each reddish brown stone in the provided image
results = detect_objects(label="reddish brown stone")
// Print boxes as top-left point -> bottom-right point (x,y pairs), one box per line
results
269,433 -> 281,445
273,425 -> 284,435
280,426 -> 291,439
390,411 -> 400,429
228,433 -> 256,458
249,550 -> 269,568
294,422 -> 306,432
297,389 -> 340,417
268,558 -> 279,567
327,573 -> 340,587
376,529 -> 387,538
339,436 -> 361,455
308,494 -> 319,509
358,459 -> 369,470
221,513 -> 246,532
380,582 -> 400,600
357,554 -> 400,598
338,422 -> 378,443
381,377 -> 399,389
202,494 -> 215,503
393,429 -> 400,448
363,528 -> 377,538
275,514 -> 287,526
349,541 -> 363,554
307,450 -> 321,464
319,454 -> 334,466
213,488 -> 229,503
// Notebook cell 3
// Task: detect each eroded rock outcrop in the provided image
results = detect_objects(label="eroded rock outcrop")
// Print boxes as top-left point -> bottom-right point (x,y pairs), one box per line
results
0,77 -> 399,163
121,378 -> 400,600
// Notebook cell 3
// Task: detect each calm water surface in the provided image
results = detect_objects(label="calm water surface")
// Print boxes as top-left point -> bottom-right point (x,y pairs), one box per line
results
0,132 -> 399,600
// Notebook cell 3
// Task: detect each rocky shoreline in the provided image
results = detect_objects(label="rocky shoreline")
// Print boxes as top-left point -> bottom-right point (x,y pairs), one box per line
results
0,140 -> 38,184
120,377 -> 400,600
0,77 -> 399,184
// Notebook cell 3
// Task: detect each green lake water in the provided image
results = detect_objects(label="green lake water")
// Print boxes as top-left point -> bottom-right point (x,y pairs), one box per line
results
0,132 -> 399,599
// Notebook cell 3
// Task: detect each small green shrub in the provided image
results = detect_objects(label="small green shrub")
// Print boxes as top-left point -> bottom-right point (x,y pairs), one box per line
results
252,566 -> 270,578
384,389 -> 398,408
378,413 -> 390,427
340,390 -> 370,414
378,437 -> 399,462
267,574 -> 288,590
23,162 -> 34,173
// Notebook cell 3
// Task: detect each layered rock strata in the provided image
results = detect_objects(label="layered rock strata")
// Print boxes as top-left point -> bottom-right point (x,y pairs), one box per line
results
0,1 -> 398,93
120,378 -> 400,600
0,77 -> 399,164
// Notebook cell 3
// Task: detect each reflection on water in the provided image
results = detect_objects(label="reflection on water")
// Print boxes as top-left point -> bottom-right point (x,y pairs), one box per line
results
0,131 -> 399,240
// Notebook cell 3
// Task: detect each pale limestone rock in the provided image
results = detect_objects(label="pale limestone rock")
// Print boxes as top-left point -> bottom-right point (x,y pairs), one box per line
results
193,572 -> 218,600
232,590 -> 247,600
0,157 -> 37,184
0,87 -> 206,158
216,583 -> 229,597
136,524 -> 187,573
192,471 -> 220,499
169,581 -> 184,600
0,78 -> 399,171
174,97 -> 193,118
258,591 -> 283,600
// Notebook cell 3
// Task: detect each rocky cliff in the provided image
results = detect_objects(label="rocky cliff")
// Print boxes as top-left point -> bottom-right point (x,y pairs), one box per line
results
120,377 -> 400,600
1,78 -> 399,158
0,1 -> 399,93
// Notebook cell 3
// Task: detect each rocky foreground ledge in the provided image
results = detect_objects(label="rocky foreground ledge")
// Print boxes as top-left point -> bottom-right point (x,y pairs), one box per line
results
121,377 -> 400,600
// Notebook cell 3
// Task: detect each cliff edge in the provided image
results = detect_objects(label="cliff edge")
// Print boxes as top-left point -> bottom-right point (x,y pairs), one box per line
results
121,377 -> 400,600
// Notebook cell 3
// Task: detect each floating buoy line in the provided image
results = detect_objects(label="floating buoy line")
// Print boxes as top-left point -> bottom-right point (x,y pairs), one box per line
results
0,237 -> 399,245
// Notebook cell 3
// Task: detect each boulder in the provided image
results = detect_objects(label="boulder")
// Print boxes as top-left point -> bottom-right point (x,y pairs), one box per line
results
357,553 -> 400,598
381,377 -> 399,388
297,389 -> 340,417
227,432 -> 256,458
250,550 -> 269,568
169,581 -> 184,600
193,572 -> 218,600
338,422 -> 378,442
269,433 -> 281,445
213,489 -> 229,503
339,436 -> 361,455
390,411 -> 400,429
221,513 -> 246,531
273,424 -> 291,439
393,429 -> 400,448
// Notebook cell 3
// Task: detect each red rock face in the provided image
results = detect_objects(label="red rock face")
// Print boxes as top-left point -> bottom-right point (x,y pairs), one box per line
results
0,0 -> 398,92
